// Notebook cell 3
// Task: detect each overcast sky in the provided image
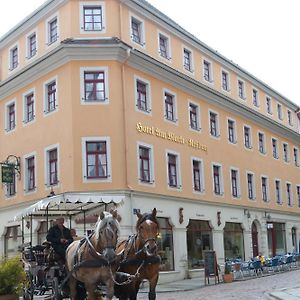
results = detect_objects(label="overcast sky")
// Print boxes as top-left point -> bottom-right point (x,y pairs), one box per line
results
0,0 -> 299,107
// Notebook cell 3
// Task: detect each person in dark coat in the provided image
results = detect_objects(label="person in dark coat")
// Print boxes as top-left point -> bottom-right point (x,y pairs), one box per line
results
46,217 -> 73,262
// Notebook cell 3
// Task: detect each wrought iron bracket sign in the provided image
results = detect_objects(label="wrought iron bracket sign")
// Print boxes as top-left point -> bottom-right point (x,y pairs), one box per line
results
1,155 -> 21,183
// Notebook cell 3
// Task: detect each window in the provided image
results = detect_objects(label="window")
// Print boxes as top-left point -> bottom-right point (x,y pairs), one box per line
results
6,102 -> 16,131
135,77 -> 151,113
297,186 -> 300,208
25,156 -> 35,192
84,71 -> 106,101
131,16 -> 144,45
261,176 -> 268,202
167,153 -> 179,188
266,96 -> 272,114
221,70 -> 230,91
258,132 -> 265,154
287,110 -> 293,126
294,148 -> 299,166
277,104 -> 283,120
138,145 -> 153,184
47,148 -> 58,186
209,111 -> 219,137
244,126 -> 252,148
212,164 -> 222,195
158,33 -> 170,59
227,119 -> 236,143
189,103 -> 200,130
252,89 -> 259,107
192,159 -> 203,192
45,80 -> 57,113
27,33 -> 37,58
283,143 -> 289,162
82,137 -> 111,182
183,48 -> 192,72
164,92 -> 176,122
157,217 -> 174,271
4,226 -> 22,257
9,46 -> 18,70
6,173 -> 16,197
287,183 -> 292,207
24,92 -> 35,123
203,60 -> 212,82
230,169 -> 240,198
247,173 -> 255,200
224,223 -> 245,260
272,138 -> 278,159
275,180 -> 281,204
48,17 -> 58,45
238,80 -> 245,99
86,141 -> 108,179
83,6 -> 103,31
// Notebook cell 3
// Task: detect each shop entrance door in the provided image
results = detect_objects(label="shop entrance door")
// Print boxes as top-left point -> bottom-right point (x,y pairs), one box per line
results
251,222 -> 259,257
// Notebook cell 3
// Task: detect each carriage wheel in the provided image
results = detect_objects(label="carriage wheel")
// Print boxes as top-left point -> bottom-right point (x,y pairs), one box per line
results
23,271 -> 34,300
52,277 -> 63,300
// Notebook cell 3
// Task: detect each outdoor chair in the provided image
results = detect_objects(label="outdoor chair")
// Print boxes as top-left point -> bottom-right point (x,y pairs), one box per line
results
250,260 -> 262,276
266,257 -> 279,272
233,262 -> 243,279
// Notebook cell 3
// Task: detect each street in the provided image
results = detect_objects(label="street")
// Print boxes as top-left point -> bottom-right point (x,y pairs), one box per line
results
137,269 -> 300,299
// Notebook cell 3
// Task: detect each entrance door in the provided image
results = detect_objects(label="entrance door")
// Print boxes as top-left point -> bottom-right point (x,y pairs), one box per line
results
251,222 -> 259,257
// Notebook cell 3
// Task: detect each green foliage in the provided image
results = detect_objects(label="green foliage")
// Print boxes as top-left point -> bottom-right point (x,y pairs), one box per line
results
224,261 -> 232,274
0,256 -> 26,295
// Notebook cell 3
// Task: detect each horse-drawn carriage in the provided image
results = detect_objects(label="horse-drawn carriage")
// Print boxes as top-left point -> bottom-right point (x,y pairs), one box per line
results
14,193 -> 161,300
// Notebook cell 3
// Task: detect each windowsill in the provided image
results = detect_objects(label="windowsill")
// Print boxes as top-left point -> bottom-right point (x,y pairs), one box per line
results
81,98 -> 109,105
83,176 -> 112,184
5,127 -> 16,134
43,108 -> 58,117
24,188 -> 37,195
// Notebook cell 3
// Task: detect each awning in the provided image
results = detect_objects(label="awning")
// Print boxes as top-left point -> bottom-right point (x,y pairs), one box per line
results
13,192 -> 124,221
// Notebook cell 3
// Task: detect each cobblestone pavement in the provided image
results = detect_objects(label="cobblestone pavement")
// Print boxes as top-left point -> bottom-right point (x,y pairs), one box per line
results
137,269 -> 300,299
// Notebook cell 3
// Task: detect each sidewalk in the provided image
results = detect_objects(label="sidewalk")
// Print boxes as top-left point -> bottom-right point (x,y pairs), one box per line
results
268,287 -> 300,300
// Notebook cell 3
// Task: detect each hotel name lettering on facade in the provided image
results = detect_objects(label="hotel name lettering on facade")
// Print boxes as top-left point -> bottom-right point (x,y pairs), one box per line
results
136,122 -> 208,152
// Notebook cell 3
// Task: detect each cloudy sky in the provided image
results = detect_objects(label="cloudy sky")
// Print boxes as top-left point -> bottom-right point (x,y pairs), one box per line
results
0,0 -> 299,107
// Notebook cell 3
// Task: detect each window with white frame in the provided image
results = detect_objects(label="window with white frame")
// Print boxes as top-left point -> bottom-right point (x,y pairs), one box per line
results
230,168 -> 240,198
227,119 -> 236,143
283,143 -> 289,163
183,48 -> 192,72
203,59 -> 212,82
287,110 -> 293,126
287,182 -> 292,207
212,164 -> 223,195
247,172 -> 255,200
221,70 -> 230,92
23,91 -> 35,123
277,103 -> 283,120
209,111 -> 219,137
5,101 -> 16,131
47,16 -> 58,45
131,16 -> 144,46
297,186 -> 300,208
6,172 -> 16,197
293,147 -> 299,167
164,91 -> 177,122
192,158 -> 203,192
46,147 -> 59,186
266,96 -> 272,114
25,155 -> 36,192
258,132 -> 266,154
272,138 -> 279,159
189,102 -> 200,131
27,33 -> 37,59
158,33 -> 170,60
135,77 -> 151,113
138,144 -> 154,184
238,79 -> 245,99
82,137 -> 111,182
261,176 -> 269,202
167,152 -> 180,188
275,180 -> 281,204
83,70 -> 107,102
9,45 -> 18,70
243,126 -> 252,149
44,79 -> 57,113
82,5 -> 103,31
252,89 -> 259,107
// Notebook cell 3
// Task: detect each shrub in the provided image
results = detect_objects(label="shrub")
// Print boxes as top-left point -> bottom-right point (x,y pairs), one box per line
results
0,256 -> 26,295
224,261 -> 232,274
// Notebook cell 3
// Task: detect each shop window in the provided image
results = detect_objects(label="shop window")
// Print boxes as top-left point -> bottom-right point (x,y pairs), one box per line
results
157,217 -> 174,271
267,222 -> 286,257
187,220 -> 212,269
5,226 -> 22,257
223,222 -> 245,260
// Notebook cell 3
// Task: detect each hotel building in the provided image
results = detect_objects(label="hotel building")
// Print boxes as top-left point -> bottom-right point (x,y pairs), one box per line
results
0,0 -> 300,282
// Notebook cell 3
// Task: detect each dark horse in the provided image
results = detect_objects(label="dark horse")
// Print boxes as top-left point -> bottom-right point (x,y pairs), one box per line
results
115,208 -> 160,300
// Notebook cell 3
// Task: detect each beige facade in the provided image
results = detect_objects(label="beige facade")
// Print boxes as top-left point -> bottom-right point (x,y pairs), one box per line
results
0,0 -> 300,282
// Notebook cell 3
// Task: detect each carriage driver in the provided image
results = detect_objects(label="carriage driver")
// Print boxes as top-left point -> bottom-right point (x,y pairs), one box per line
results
46,217 -> 73,262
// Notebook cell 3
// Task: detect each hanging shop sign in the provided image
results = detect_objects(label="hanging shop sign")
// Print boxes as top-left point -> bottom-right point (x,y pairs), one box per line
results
1,155 -> 21,183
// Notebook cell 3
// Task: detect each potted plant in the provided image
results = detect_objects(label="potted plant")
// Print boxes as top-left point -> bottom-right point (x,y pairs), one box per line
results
0,256 -> 26,300
223,261 -> 233,283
